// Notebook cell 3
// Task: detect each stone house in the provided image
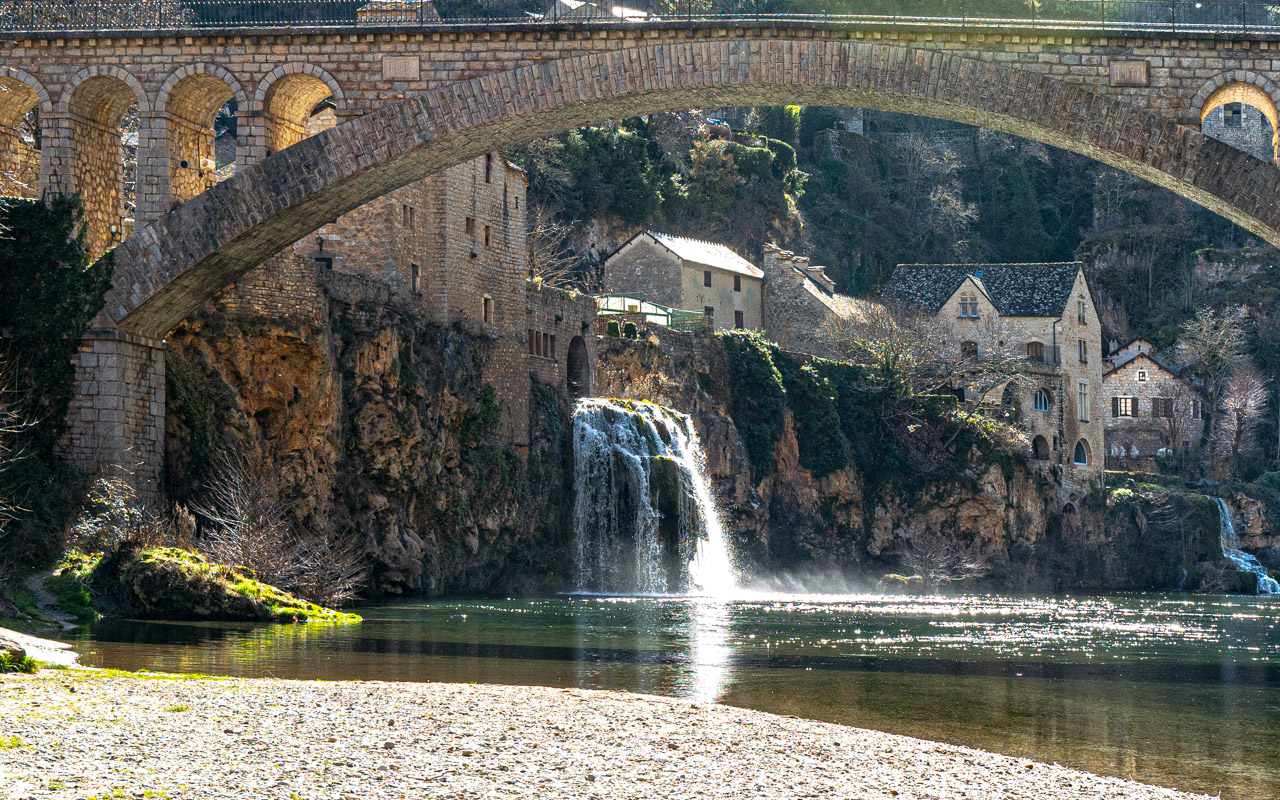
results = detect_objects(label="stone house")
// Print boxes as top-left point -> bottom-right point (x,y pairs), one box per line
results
288,150 -> 596,445
760,243 -> 884,358
883,262 -> 1105,489
602,231 -> 764,332
1102,349 -> 1206,468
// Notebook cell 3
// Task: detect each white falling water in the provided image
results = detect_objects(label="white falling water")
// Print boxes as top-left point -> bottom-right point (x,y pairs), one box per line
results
1212,496 -> 1280,595
572,398 -> 737,596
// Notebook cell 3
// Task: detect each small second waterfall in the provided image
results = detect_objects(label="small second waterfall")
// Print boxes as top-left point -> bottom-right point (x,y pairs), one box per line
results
1212,496 -> 1280,595
572,398 -> 736,596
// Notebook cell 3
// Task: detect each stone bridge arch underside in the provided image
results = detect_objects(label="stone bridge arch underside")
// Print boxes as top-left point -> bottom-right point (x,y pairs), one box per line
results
105,38 -> 1280,340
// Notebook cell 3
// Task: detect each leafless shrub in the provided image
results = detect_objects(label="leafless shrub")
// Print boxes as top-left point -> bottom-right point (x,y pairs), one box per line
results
526,200 -> 581,290
896,532 -> 990,594
67,476 -> 174,553
1212,362 -> 1269,479
1195,560 -> 1234,594
194,450 -> 366,607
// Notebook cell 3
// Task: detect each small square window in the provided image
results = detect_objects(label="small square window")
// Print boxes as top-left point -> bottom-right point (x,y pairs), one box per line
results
1136,370 -> 1148,382
704,271 -> 712,288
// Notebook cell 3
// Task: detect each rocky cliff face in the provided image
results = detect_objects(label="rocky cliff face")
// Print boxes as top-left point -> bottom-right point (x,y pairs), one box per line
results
165,279 -> 574,598
595,329 -> 1235,593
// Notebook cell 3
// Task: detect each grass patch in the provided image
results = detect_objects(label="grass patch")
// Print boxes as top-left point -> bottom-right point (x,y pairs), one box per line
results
165,705 -> 189,712
0,652 -> 38,674
0,735 -> 24,749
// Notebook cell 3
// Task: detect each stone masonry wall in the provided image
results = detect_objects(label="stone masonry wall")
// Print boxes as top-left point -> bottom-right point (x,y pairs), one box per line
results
525,281 -> 598,397
761,244 -> 839,357
66,331 -> 166,503
602,236 -> 684,308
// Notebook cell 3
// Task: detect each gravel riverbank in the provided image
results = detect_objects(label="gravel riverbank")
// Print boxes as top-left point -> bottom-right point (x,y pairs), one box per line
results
2,670 -> 1210,799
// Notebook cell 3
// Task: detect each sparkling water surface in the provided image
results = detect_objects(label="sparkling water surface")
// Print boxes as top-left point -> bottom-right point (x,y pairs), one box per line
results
64,592 -> 1280,799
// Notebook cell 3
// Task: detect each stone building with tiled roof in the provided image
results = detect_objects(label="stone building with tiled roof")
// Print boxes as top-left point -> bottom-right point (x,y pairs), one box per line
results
1102,349 -> 1207,470
884,261 -> 1105,494
602,231 -> 764,332
760,244 -> 885,358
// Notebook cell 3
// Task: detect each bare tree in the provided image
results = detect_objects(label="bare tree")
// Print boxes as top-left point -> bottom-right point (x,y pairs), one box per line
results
896,532 -> 990,594
0,366 -> 21,531
1176,306 -> 1249,450
819,304 -> 1032,412
526,200 -> 580,289
195,450 -> 366,607
1213,362 -> 1269,479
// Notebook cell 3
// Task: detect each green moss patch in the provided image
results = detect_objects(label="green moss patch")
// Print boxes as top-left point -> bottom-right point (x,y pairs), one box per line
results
85,547 -> 360,624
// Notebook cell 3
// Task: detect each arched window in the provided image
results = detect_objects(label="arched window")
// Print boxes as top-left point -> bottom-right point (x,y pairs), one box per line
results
1073,439 -> 1090,466
960,341 -> 978,360
1034,389 -> 1051,412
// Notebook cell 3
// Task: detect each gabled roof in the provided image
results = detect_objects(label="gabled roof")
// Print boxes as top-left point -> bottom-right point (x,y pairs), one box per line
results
884,262 -> 1083,318
1103,351 -> 1189,383
645,231 -> 764,279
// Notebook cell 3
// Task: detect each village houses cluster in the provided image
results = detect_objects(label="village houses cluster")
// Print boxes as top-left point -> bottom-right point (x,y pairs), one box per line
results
223,105 -> 1208,502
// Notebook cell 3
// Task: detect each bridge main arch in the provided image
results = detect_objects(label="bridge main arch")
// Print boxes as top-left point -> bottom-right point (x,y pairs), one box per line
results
106,39 -> 1280,339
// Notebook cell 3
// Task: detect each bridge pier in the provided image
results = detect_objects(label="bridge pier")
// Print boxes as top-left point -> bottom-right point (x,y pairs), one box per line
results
66,330 -> 166,504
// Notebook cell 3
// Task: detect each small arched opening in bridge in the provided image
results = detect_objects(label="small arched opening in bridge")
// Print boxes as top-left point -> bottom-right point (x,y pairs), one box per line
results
257,65 -> 344,156
0,69 -> 48,199
567,335 -> 590,397
63,69 -> 146,257
1032,435 -> 1050,461
1199,81 -> 1279,164
157,66 -> 247,205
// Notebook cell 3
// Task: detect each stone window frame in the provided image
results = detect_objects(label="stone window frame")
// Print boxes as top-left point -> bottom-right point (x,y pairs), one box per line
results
484,225 -> 492,248
1191,399 -> 1204,420
411,262 -> 421,294
733,274 -> 741,292
403,204 -> 415,230
1034,388 -> 1051,412
703,270 -> 712,288
482,294 -> 494,324
958,293 -> 979,318
1026,341 -> 1045,362
734,310 -> 744,329
484,153 -> 493,183
465,217 -> 476,237
1112,396 -> 1136,417
1077,338 -> 1088,364
1136,369 -> 1148,382
1077,299 -> 1087,325
1078,381 -> 1090,422
1073,439 -> 1090,466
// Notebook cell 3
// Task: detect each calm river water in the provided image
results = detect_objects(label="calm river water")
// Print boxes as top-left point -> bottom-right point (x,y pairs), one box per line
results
61,593 -> 1280,799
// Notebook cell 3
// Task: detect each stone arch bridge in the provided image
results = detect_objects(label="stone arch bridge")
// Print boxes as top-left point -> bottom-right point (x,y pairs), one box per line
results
4,20 -> 1280,494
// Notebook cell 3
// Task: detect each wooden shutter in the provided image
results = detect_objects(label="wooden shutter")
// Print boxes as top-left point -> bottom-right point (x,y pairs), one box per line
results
1112,397 -> 1119,417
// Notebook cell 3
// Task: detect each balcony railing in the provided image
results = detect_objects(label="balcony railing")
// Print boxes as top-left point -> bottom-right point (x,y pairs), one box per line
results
5,0 -> 1280,33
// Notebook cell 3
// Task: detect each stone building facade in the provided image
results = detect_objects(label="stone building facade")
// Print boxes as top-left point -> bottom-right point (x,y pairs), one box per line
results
884,262 -> 1106,492
759,243 -> 883,358
602,231 -> 763,332
1102,351 -> 1206,468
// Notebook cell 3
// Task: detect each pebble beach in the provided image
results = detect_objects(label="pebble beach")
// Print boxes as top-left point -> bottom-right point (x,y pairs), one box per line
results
1,670 -> 1212,800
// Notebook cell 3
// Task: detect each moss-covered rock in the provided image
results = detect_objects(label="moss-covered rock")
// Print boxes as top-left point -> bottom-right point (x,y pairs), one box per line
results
79,546 -> 359,623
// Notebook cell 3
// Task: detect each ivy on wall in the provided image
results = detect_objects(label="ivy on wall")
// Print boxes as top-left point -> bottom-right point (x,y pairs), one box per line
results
0,195 -> 114,566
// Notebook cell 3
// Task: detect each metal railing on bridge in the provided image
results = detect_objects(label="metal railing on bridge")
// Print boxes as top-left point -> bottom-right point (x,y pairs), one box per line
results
5,0 -> 1280,34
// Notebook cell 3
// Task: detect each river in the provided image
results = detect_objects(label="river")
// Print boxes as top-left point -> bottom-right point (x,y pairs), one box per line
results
60,592 -> 1280,799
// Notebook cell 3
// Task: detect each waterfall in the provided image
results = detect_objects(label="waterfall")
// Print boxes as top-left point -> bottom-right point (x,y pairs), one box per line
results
1211,496 -> 1280,595
572,398 -> 737,596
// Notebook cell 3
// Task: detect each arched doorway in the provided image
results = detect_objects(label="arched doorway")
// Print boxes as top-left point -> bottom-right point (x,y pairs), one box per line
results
1032,435 -> 1050,461
567,335 -> 589,397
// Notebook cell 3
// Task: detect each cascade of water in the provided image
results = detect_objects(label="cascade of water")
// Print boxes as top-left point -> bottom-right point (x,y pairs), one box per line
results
1211,496 -> 1280,595
572,398 -> 737,596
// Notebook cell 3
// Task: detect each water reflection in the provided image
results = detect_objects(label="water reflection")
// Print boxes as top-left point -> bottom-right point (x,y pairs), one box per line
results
682,599 -> 733,702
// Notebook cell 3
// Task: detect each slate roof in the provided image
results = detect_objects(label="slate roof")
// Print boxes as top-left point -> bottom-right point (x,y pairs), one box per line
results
884,262 -> 1083,318
646,231 -> 765,279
